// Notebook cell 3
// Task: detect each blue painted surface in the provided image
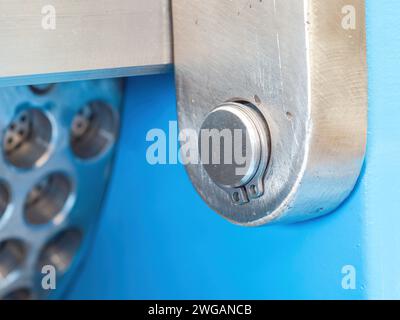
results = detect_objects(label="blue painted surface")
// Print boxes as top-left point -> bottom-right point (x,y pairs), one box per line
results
67,1 -> 400,299
364,0 -> 400,299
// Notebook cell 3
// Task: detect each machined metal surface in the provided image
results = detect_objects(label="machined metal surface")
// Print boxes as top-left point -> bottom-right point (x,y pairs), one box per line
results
172,0 -> 367,225
0,0 -> 172,87
199,102 -> 271,205
0,79 -> 123,299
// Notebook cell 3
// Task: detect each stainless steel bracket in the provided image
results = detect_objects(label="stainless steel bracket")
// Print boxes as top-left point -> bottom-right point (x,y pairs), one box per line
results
172,0 -> 367,225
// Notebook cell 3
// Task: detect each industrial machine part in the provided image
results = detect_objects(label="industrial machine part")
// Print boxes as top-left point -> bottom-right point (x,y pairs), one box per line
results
172,0 -> 367,225
0,0 -> 368,299
199,102 -> 271,205
0,80 -> 123,299
0,0 -> 163,300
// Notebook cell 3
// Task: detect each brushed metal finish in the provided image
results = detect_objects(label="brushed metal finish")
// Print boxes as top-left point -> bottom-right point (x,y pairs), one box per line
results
172,0 -> 367,225
0,0 -> 172,87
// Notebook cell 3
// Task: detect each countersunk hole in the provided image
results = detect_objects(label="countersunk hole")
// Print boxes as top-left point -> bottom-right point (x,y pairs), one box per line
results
2,288 -> 33,300
24,173 -> 72,225
70,101 -> 118,160
3,108 -> 52,169
232,192 -> 240,202
29,84 -> 54,95
0,240 -> 26,280
37,229 -> 82,274
0,181 -> 11,220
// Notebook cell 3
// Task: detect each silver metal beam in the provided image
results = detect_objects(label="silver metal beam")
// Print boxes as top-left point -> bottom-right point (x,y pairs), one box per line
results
0,0 -> 172,87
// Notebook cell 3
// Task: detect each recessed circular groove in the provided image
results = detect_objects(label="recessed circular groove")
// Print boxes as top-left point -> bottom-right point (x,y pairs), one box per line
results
0,181 -> 10,220
0,240 -> 26,280
29,84 -> 54,95
37,229 -> 82,274
3,108 -> 52,169
2,288 -> 33,300
24,173 -> 72,225
70,101 -> 117,160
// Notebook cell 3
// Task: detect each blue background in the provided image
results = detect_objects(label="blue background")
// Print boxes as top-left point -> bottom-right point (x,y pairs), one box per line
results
67,1 -> 400,299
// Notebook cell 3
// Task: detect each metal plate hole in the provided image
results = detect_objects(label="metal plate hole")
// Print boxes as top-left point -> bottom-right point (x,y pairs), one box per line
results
37,229 -> 82,274
29,84 -> 54,95
3,109 -> 52,169
70,101 -> 117,160
0,181 -> 10,220
24,173 -> 72,225
0,240 -> 26,280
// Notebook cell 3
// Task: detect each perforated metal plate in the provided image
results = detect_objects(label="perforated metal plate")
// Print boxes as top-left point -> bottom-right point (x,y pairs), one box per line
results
0,79 -> 123,299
